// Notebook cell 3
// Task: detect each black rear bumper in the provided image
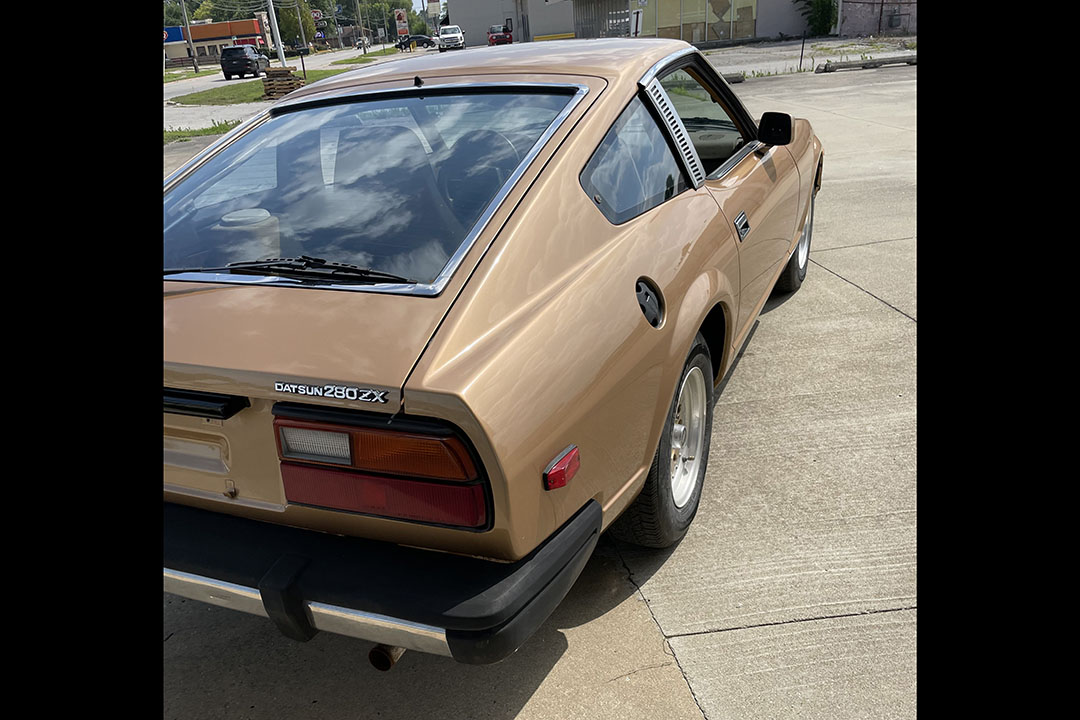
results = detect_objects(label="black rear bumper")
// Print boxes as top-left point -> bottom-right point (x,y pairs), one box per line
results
163,499 -> 601,664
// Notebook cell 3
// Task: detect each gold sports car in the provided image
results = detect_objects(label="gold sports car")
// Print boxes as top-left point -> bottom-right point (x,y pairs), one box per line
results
163,38 -> 823,668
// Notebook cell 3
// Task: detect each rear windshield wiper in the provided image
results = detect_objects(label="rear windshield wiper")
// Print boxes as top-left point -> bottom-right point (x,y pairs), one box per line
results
163,256 -> 416,285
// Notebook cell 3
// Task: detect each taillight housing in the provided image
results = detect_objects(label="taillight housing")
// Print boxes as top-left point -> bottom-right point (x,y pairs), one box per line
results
272,409 -> 489,529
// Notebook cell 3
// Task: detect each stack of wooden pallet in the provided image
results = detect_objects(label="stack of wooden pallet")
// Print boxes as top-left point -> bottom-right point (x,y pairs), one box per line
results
262,67 -> 304,99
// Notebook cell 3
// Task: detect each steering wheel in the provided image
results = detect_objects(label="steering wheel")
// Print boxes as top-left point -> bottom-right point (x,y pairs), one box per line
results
439,130 -> 521,222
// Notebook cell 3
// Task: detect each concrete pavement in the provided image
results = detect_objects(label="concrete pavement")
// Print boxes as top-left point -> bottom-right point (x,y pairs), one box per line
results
163,64 -> 917,719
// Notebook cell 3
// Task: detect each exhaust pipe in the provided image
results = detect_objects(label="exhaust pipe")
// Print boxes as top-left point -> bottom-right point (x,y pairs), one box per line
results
369,644 -> 406,671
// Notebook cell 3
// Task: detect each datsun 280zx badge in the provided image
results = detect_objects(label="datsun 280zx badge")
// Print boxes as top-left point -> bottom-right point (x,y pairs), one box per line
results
274,382 -> 388,403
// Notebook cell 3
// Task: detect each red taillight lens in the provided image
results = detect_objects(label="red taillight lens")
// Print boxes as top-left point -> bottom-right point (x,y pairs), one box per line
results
273,414 -> 487,528
281,462 -> 487,528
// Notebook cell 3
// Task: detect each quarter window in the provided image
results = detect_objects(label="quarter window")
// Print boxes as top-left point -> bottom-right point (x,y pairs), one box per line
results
658,68 -> 746,175
580,96 -> 688,225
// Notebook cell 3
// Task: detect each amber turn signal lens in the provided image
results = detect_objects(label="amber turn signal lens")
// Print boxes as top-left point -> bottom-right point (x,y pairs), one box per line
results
273,417 -> 478,481
353,428 -> 477,481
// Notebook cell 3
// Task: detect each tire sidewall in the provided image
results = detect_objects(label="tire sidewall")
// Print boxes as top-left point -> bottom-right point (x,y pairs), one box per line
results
654,338 -> 714,539
796,194 -> 814,281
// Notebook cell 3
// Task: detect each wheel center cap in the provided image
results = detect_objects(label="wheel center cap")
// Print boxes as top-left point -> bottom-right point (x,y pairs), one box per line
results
672,423 -> 687,450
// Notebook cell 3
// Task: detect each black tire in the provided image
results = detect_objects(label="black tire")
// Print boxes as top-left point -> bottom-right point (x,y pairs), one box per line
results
774,191 -> 815,294
223,73 -> 232,80
610,334 -> 713,548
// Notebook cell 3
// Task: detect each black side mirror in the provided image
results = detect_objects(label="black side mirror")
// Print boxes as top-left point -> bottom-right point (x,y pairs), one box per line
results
758,112 -> 793,146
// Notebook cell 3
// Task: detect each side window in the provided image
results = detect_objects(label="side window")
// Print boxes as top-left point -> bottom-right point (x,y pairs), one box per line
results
658,68 -> 747,175
580,96 -> 689,225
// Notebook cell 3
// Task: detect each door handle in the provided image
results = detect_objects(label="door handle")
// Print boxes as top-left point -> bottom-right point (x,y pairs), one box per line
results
734,211 -> 750,241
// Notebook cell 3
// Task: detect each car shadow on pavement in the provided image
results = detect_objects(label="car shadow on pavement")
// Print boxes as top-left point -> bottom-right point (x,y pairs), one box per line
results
164,533 -> 676,719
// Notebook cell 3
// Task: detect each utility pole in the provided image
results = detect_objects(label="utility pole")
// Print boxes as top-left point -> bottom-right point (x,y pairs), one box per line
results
295,3 -> 308,80
178,0 -> 200,73
355,0 -> 367,54
266,0 -> 287,66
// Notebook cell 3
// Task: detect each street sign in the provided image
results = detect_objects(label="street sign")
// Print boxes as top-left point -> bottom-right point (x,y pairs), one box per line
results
631,9 -> 643,37
312,9 -> 323,21
315,31 -> 325,38
316,20 -> 327,28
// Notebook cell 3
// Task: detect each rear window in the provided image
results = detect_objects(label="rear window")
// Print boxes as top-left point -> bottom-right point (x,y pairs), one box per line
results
163,91 -> 574,286
220,47 -> 246,58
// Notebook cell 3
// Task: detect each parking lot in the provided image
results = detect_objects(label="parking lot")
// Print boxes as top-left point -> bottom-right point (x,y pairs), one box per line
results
164,62 -> 916,719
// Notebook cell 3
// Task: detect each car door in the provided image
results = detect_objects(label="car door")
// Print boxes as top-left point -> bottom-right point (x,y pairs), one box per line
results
651,61 -> 800,346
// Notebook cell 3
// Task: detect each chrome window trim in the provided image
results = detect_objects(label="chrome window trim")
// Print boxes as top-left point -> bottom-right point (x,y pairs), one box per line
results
638,46 -> 699,88
163,82 -> 590,297
706,140 -> 764,183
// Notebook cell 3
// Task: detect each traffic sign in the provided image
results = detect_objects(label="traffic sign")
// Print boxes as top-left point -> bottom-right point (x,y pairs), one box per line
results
312,9 -> 323,21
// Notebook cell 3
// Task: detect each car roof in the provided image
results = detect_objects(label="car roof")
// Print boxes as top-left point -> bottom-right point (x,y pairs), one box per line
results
280,38 -> 691,106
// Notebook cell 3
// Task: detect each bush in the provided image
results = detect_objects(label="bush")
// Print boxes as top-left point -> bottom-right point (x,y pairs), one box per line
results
792,0 -> 837,36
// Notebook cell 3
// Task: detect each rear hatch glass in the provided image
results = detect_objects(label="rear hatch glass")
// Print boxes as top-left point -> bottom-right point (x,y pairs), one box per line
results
164,90 -> 575,288
221,47 -> 246,59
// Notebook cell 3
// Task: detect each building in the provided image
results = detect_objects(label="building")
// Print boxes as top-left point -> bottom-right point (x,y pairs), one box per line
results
446,0 -> 575,44
837,1 -> 917,36
164,18 -> 271,64
572,1 -> 814,43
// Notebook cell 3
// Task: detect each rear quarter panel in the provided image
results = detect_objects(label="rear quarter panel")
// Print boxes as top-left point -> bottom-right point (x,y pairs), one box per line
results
405,92 -> 740,560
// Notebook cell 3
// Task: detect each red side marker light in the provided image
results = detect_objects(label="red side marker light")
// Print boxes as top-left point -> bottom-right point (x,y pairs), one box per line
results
543,445 -> 580,491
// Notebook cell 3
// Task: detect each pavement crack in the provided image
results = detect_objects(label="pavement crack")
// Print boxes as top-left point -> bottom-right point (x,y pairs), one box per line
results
164,632 -> 174,643
809,258 -> 916,322
665,605 -> 918,640
614,543 -> 709,719
606,661 -> 673,683
812,235 -> 914,253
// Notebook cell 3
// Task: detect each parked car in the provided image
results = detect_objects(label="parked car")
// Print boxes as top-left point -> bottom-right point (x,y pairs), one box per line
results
487,24 -> 512,45
437,24 -> 465,52
219,45 -> 269,80
397,34 -> 435,50
163,38 -> 822,668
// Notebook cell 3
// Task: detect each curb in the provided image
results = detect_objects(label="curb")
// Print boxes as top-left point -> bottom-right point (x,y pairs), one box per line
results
815,53 -> 917,73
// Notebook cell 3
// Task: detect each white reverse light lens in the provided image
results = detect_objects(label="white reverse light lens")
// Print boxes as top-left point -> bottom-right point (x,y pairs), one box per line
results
280,427 -> 352,465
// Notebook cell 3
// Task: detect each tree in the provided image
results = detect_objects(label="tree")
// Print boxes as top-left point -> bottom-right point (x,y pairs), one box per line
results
164,1 -> 203,26
277,0 -> 317,46
191,0 -> 253,22
791,0 -> 837,37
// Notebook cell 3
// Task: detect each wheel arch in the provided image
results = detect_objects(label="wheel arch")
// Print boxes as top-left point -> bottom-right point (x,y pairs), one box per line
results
697,301 -> 731,387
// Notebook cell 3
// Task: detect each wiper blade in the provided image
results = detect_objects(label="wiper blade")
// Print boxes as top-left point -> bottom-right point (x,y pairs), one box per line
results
163,256 -> 416,285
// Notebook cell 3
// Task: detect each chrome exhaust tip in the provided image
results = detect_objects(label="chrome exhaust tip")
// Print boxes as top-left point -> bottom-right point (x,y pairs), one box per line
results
369,644 -> 407,671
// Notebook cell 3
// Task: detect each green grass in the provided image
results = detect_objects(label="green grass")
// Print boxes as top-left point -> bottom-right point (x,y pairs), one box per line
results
164,119 -> 241,145
170,69 -> 350,105
329,47 -> 398,65
164,68 -> 220,83
330,56 -> 377,65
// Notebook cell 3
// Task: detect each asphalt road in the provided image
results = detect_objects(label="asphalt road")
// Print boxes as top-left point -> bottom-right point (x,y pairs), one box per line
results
163,64 -> 917,719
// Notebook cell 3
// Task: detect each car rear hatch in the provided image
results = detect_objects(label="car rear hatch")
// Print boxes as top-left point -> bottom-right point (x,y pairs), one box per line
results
220,48 -> 250,68
164,281 -> 456,507
164,73 -> 605,555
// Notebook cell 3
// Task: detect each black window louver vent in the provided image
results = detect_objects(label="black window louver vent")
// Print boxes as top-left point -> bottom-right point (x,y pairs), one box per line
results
643,79 -> 705,188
